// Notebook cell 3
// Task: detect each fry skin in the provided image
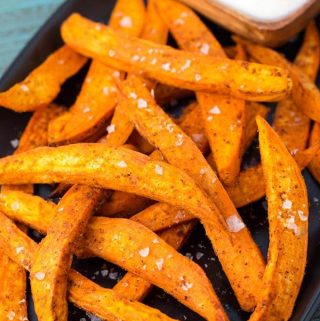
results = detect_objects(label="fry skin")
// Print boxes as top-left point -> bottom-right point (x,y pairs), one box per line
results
226,145 -> 318,208
0,212 -> 179,321
48,0 -> 146,146
156,0 -> 245,185
61,14 -> 292,102
0,46 -> 87,112
30,185 -> 104,321
119,76 -> 265,311
237,37 -> 320,122
249,117 -> 308,321
273,22 -> 320,153
308,123 -> 320,183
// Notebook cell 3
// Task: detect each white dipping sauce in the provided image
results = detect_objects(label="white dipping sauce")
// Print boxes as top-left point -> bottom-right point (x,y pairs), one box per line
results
213,0 -> 309,22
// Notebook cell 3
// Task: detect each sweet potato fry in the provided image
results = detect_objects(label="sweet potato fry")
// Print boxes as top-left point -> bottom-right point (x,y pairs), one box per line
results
156,0 -> 245,185
0,212 -> 180,321
155,84 -> 193,105
273,22 -> 319,153
226,145 -> 318,208
308,123 -> 320,183
30,185 -> 104,321
0,46 -> 87,112
2,103 -> 65,194
237,37 -> 320,122
100,191 -> 154,217
48,0 -> 145,146
119,76 -> 265,310
249,117 -> 308,321
61,14 -> 292,102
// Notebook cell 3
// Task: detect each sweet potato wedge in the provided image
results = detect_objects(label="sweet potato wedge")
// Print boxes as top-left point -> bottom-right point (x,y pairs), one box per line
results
237,37 -> 320,122
273,22 -> 319,153
48,0 -> 145,146
249,117 -> 308,321
30,185 -> 104,321
119,75 -> 265,310
61,14 -> 292,102
0,212 -> 180,321
156,0 -> 245,185
0,46 -> 86,112
226,145 -> 319,208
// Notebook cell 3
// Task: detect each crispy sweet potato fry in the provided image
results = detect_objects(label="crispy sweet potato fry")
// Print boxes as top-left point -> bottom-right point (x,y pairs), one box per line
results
30,185 -> 104,321
119,76 -> 265,310
48,0 -> 145,146
156,0 -> 245,185
273,22 -> 319,153
0,46 -> 86,112
0,212 -> 180,321
249,117 -> 308,321
226,145 -> 318,208
308,123 -> 320,183
237,37 -> 320,122
155,84 -> 193,105
61,14 -> 292,102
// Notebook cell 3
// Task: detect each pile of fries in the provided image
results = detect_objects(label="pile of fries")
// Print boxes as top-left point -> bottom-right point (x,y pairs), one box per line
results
0,0 -> 319,320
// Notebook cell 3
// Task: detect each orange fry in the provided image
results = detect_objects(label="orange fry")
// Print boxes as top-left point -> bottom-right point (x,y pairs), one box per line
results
156,0 -> 245,185
0,46 -> 87,112
249,117 -> 308,321
61,14 -> 292,102
48,0 -> 146,145
119,76 -> 265,311
308,123 -> 320,183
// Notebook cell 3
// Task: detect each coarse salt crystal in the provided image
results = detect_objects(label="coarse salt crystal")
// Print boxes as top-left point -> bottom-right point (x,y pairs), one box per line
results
226,215 -> 245,233
200,43 -> 210,55
298,210 -> 307,222
109,272 -> 118,280
139,247 -> 150,258
285,216 -> 299,235
132,54 -> 140,61
119,16 -> 132,28
108,50 -> 116,57
113,70 -> 121,78
102,87 -> 110,95
83,107 -> 91,113
200,168 -> 207,175
101,269 -> 109,277
58,207 -> 64,212
11,201 -> 20,211
181,59 -> 191,71
151,58 -> 158,65
207,115 -> 213,121
95,24 -> 102,31
194,73 -> 202,81
209,106 -> 221,114
155,164 -> 164,175
7,311 -> 15,321
107,124 -> 116,134
57,59 -> 65,64
129,92 -> 137,99
166,123 -> 174,133
86,312 -> 102,321
282,199 -> 292,210
150,89 -> 155,97
176,133 -> 184,146
16,246 -> 24,254
117,160 -> 127,168
181,280 -> 193,291
162,62 -> 171,71
137,98 -> 148,109
196,252 -> 204,260
155,258 -> 164,270
291,149 -> 299,156
153,238 -> 160,244
20,84 -> 29,92
35,272 -> 46,281
10,138 -> 19,148
175,18 -> 185,25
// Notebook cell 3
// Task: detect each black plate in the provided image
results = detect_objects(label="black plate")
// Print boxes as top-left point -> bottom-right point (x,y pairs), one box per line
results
0,1 -> 320,320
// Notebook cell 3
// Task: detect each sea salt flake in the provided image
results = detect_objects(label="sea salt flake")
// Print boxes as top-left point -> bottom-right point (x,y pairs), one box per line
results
153,238 -> 160,244
20,84 -> 29,92
194,73 -> 202,81
150,89 -> 155,97
284,216 -> 300,235
181,280 -> 193,291
226,215 -> 245,233
209,106 -> 221,114
102,87 -> 110,95
282,199 -> 292,210
181,59 -> 191,71
10,138 -> 19,148
16,246 -> 24,254
139,247 -> 150,258
137,98 -> 148,109
95,24 -> 102,31
298,210 -> 307,222
101,269 -> 109,277
151,58 -> 158,65
35,272 -> 46,281
107,124 -> 116,134
207,115 -> 213,121
109,272 -> 118,280
113,70 -> 121,78
155,258 -> 164,270
7,311 -> 15,321
175,18 -> 185,25
86,311 -> 102,321
129,92 -> 137,99
11,201 -> 20,212
166,123 -> 174,133
58,207 -> 64,212
196,252 -> 204,260
108,50 -> 116,57
83,107 -> 91,113
162,62 -> 171,71
119,16 -> 132,28
117,160 -> 127,168
132,54 -> 140,61
155,164 -> 164,175
200,43 -> 210,55
175,133 -> 184,146
199,168 -> 207,175
291,148 -> 299,156
57,59 -> 65,65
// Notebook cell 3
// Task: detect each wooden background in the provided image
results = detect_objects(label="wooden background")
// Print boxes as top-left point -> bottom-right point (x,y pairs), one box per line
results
0,0 -> 319,320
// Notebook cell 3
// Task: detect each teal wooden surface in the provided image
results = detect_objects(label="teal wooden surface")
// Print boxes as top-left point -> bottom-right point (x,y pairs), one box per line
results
0,1 -> 320,320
